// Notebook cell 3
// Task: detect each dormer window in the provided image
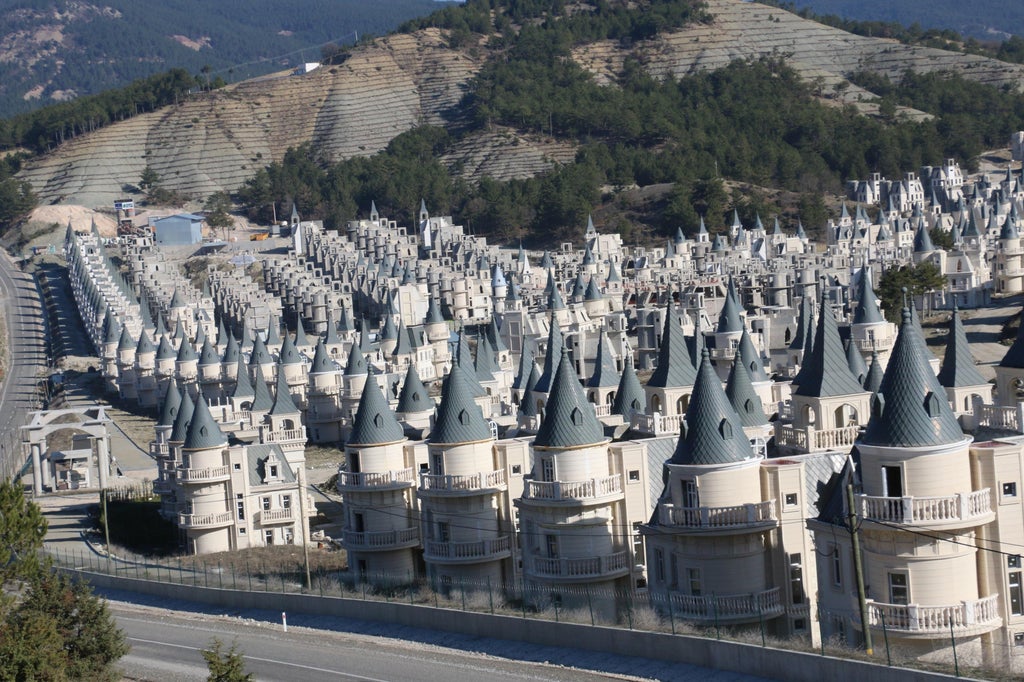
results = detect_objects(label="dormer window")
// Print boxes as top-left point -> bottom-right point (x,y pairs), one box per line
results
269,464 -> 278,478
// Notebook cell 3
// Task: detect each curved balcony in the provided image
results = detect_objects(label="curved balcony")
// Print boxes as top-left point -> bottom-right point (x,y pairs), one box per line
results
525,550 -> 630,582
655,500 -> 777,534
423,535 -> 512,564
337,467 -> 416,491
341,527 -> 419,552
178,511 -> 234,529
775,424 -> 860,452
666,587 -> 785,624
860,595 -> 1002,639
857,489 -> 993,529
308,383 -> 340,397
521,475 -> 622,504
176,465 -> 230,484
418,470 -> 507,496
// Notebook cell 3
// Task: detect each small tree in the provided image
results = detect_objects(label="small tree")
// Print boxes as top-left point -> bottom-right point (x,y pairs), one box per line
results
0,479 -> 47,585
877,262 -> 946,322
204,192 -> 235,240
202,638 -> 253,682
139,166 -> 160,191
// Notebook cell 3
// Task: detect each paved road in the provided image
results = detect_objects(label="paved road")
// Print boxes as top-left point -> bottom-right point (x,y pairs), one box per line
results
0,252 -> 47,478
108,600 -> 766,682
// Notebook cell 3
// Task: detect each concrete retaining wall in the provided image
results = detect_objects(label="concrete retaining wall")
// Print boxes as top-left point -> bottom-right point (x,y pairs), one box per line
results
75,569 -> 955,682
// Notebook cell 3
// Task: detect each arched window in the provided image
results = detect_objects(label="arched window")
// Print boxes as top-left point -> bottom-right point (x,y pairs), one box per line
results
651,394 -> 662,414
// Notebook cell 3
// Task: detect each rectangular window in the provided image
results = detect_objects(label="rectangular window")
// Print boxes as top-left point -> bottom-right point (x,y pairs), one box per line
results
262,497 -> 271,511
669,554 -> 679,589
682,479 -> 700,509
628,470 -> 640,482
785,493 -> 799,507
437,521 -> 450,543
282,495 -> 291,509
889,573 -> 909,605
654,549 -> 665,583
687,568 -> 702,597
632,522 -> 644,564
1011,572 -> 1023,617
541,458 -> 554,482
264,530 -> 274,545
236,501 -> 245,521
233,463 -> 241,470
239,528 -> 246,535
882,466 -> 903,498
1004,482 -> 1018,498
789,553 -> 805,605
545,534 -> 558,559
831,545 -> 842,588
1015,632 -> 1024,648
269,464 -> 278,478
432,453 -> 445,476
511,464 -> 522,475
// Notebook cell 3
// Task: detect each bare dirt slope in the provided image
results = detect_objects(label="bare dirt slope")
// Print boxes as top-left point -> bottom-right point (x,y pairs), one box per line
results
17,0 -> 1024,208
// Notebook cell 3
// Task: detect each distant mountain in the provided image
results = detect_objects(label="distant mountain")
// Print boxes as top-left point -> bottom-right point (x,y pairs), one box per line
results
0,0 -> 448,118
786,0 -> 1024,41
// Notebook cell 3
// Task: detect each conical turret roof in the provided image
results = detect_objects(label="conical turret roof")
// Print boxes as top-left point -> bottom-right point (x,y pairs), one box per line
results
176,339 -> 197,362
232,358 -> 254,399
487,317 -> 507,353
425,297 -> 445,325
198,337 -> 220,366
221,333 -> 240,364
264,316 -> 282,347
789,296 -> 811,351
534,320 -> 563,394
293,319 -> 310,348
726,349 -> 768,428
309,338 -> 336,374
279,333 -> 302,365
852,268 -> 884,325
846,339 -> 868,385
169,390 -> 195,443
938,306 -> 987,388
670,350 -> 752,465
519,363 -> 541,417
396,364 -> 433,415
864,352 -> 884,394
913,220 -> 935,252
612,358 -> 645,418
104,311 -> 121,345
269,364 -> 300,416
324,310 -> 343,347
249,335 -> 272,366
737,329 -> 767,382
348,376 -> 405,446
117,325 -> 135,352
344,341 -> 367,376
158,382 -> 182,427
184,395 -> 227,450
136,328 -> 155,355
863,308 -> 964,448
431,363 -> 492,444
587,330 -> 620,388
156,334 -> 176,360
474,330 -> 497,382
250,367 -> 274,411
392,321 -> 414,357
716,280 -> 744,334
534,349 -> 606,449
512,342 -> 536,391
648,302 -> 695,388
795,295 -> 864,397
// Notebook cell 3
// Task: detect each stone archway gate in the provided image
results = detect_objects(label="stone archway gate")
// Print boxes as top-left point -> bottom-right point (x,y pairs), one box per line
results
21,407 -> 112,495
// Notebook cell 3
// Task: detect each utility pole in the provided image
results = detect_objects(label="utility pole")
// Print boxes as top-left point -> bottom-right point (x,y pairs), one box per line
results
847,483 -> 873,655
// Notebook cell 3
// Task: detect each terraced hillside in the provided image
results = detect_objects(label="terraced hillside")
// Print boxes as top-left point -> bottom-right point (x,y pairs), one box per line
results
18,0 -> 1024,208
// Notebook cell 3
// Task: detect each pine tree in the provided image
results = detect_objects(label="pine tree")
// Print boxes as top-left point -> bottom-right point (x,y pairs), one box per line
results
202,638 -> 254,682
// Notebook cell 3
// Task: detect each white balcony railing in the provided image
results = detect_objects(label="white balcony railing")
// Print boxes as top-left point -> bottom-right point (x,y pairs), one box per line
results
178,511 -> 234,529
424,535 -> 512,562
658,500 -> 777,530
262,427 -> 307,443
341,527 -> 419,551
419,470 -> 507,494
176,465 -> 231,483
257,507 -> 295,524
775,424 -> 860,452
522,475 -> 622,502
631,412 -> 684,435
668,587 -> 784,622
857,489 -> 992,525
974,403 -> 1021,432
863,595 -> 1001,635
337,467 -> 416,490
526,550 -> 630,579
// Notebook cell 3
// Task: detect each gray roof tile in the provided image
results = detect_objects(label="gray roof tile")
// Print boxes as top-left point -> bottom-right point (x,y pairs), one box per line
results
726,349 -> 769,428
348,376 -> 405,446
587,330 -> 620,388
431,363 -> 492,444
612,360 -> 645,418
795,297 -> 865,398
670,350 -> 752,466
862,309 -> 965,448
397,364 -> 434,415
647,303 -> 695,388
534,348 -> 606,449
184,395 -> 228,450
937,307 -> 988,388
